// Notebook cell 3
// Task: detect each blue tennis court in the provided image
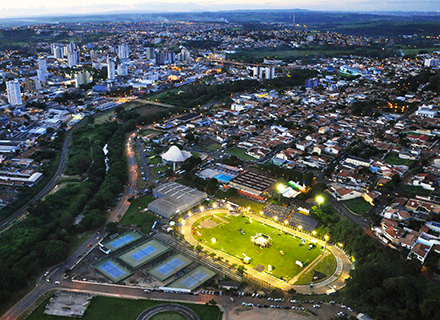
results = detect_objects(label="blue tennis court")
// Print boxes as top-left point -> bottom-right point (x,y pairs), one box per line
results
93,259 -> 133,283
131,246 -> 157,260
157,258 -> 184,275
148,254 -> 193,281
181,270 -> 209,287
100,261 -> 125,278
110,235 -> 134,249
214,174 -> 234,183
168,265 -> 216,290
104,231 -> 142,251
118,239 -> 170,269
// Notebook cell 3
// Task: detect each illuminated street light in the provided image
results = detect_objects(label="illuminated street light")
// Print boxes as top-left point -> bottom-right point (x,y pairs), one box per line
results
298,225 -> 303,231
316,196 -> 324,209
312,230 -> 317,236
276,183 -> 285,201
324,235 -> 329,250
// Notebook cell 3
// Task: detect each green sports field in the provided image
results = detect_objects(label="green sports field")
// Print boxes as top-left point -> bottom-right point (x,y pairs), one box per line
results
193,214 -> 325,281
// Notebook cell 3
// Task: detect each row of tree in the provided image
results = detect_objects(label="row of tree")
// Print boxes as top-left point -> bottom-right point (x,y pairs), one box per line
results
0,120 -> 127,307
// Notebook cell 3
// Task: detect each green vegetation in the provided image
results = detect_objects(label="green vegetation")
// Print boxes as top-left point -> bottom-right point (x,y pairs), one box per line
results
226,147 -> 256,161
342,198 -> 373,215
0,121 -> 127,308
120,194 -> 157,233
195,214 -> 326,280
384,154 -> 416,166
205,142 -> 222,151
149,156 -> 162,165
294,253 -> 337,285
330,219 -> 440,320
26,296 -> 222,320
150,311 -> 187,320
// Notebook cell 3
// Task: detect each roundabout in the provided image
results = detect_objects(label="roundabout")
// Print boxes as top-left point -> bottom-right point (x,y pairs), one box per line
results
181,209 -> 353,294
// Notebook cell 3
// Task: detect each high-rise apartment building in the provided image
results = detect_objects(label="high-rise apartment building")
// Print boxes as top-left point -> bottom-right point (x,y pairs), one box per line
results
107,56 -> 116,80
6,80 -> 22,106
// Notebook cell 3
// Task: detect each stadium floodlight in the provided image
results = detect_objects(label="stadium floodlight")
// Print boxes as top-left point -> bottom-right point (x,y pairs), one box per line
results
298,225 -> 303,231
212,238 -> 217,243
324,235 -> 329,250
316,195 -> 324,209
312,230 -> 317,236
277,183 -> 285,201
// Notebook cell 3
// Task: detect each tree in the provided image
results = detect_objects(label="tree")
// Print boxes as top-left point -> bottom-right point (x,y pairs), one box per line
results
205,178 -> 219,195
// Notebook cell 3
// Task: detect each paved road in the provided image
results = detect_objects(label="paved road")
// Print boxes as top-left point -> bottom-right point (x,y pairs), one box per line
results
0,118 -> 87,232
0,129 -> 137,320
107,133 -> 138,223
182,209 -> 352,294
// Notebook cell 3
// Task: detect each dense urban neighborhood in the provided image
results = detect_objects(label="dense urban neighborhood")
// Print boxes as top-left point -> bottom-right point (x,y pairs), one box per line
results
1,11 -> 440,320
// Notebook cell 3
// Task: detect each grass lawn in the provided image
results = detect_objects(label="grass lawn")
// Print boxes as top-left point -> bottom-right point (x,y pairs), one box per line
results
120,194 -> 157,233
195,214 -> 325,281
205,142 -> 222,151
151,311 -> 187,320
342,198 -> 373,215
140,129 -> 162,136
294,252 -> 337,285
227,195 -> 265,213
135,105 -> 168,117
196,138 -> 222,152
384,154 -> 415,167
226,147 -> 257,161
149,156 -> 162,165
26,296 -> 222,320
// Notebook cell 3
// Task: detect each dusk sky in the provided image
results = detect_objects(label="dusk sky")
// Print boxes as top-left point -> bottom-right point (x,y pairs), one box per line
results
1,0 -> 440,18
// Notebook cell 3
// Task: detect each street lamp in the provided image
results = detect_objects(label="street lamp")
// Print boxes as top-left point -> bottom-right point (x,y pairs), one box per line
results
298,225 -> 303,231
324,235 -> 329,250
312,230 -> 317,236
316,196 -> 324,209
277,183 -> 285,201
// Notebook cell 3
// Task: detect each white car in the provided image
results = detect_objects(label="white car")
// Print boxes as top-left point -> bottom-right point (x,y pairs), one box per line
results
54,281 -> 60,284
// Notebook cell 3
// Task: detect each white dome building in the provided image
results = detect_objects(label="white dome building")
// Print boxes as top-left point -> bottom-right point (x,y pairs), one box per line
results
161,145 -> 191,170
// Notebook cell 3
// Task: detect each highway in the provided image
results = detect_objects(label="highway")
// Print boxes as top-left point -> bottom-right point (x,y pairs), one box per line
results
0,118 -> 87,232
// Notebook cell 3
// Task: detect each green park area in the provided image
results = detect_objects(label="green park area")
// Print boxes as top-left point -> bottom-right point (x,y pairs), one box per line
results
26,296 -> 222,320
194,214 -> 327,281
342,198 -> 373,215
120,194 -> 157,233
226,147 -> 257,161
384,154 -> 416,167
294,253 -> 337,285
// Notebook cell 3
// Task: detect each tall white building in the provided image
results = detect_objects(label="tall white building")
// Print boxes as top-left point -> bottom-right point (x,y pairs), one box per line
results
145,47 -> 155,60
54,46 -> 64,59
107,56 -> 116,81
38,58 -> 47,73
6,80 -> 22,106
118,43 -> 130,60
75,70 -> 92,88
181,48 -> 190,61
425,58 -> 440,68
117,63 -> 128,76
67,51 -> 80,67
37,69 -> 46,83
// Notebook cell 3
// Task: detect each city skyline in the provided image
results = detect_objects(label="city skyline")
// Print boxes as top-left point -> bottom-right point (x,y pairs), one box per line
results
1,0 -> 440,19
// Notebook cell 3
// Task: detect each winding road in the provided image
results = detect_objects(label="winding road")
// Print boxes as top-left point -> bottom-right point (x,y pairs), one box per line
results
0,118 -> 88,232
